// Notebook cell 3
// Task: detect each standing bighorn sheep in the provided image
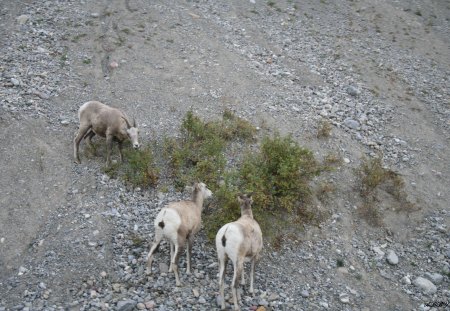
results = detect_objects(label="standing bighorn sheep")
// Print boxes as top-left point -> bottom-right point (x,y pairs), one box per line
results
73,101 -> 140,166
215,194 -> 263,311
146,182 -> 212,286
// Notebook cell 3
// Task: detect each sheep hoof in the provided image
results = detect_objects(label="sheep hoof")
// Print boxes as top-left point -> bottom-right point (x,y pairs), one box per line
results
75,159 -> 81,164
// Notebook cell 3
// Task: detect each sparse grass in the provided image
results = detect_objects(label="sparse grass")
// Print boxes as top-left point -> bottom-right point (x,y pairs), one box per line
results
415,9 -> 422,17
267,1 -> 276,7
355,157 -> 413,226
317,119 -> 332,138
323,153 -> 342,167
316,181 -> 336,203
71,33 -> 87,43
356,157 -> 403,198
337,258 -> 344,267
83,58 -> 91,64
121,28 -> 131,35
357,201 -> 383,226
60,52 -> 68,67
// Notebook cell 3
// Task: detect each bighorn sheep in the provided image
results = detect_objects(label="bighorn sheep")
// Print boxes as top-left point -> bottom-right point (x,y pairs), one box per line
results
73,101 -> 140,166
215,194 -> 263,311
146,182 -> 212,286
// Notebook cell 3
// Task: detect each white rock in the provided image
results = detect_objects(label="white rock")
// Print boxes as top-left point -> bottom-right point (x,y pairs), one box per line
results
18,266 -> 29,276
372,246 -> 385,260
17,15 -> 29,25
339,293 -> 350,303
401,275 -> 411,285
386,250 -> 399,265
413,277 -> 437,295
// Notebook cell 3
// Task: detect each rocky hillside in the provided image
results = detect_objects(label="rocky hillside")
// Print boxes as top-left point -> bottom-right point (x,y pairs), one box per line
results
0,0 -> 449,310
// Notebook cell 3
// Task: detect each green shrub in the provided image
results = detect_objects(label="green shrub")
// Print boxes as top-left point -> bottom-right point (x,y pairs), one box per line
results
164,110 -> 255,191
103,145 -> 159,189
204,134 -> 321,241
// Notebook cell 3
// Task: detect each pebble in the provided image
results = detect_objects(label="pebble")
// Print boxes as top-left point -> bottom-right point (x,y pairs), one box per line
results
386,250 -> 399,265
344,118 -> 360,130
401,275 -> 411,285
413,277 -> 437,295
301,290 -> 310,298
339,293 -> 350,303
11,78 -> 20,86
346,85 -> 360,96
16,15 -> 29,25
117,300 -> 136,311
424,272 -> 443,285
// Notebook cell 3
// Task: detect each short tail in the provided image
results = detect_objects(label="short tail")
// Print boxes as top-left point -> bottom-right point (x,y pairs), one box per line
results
158,221 -> 165,229
221,227 -> 228,247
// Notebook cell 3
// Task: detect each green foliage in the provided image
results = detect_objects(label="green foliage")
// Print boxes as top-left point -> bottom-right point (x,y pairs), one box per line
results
164,110 -> 255,191
241,134 -> 320,213
103,145 -> 159,189
317,119 -> 332,138
122,146 -> 159,188
204,134 -> 321,241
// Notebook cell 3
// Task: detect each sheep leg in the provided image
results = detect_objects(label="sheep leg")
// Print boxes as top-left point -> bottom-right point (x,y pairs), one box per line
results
172,243 -> 182,286
73,124 -> 91,163
84,130 -> 96,150
218,254 -> 227,310
231,259 -> 243,311
105,134 -> 114,166
169,242 -> 175,272
249,258 -> 255,294
186,234 -> 194,274
241,266 -> 245,285
146,230 -> 163,274
118,141 -> 123,163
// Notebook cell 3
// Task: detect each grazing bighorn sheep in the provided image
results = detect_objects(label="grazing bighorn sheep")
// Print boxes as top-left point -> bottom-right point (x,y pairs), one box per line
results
215,194 -> 263,311
73,101 -> 140,166
146,182 -> 212,286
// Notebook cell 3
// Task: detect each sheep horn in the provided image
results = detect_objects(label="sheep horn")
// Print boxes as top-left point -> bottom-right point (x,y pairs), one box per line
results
121,116 -> 132,129
132,116 -> 137,127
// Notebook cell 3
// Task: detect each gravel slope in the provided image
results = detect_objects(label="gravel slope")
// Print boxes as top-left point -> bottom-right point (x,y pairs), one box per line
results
0,0 -> 449,310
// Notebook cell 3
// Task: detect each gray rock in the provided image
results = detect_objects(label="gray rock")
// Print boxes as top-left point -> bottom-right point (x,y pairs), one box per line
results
117,300 -> 136,311
344,118 -> 360,130
301,290 -> 310,298
424,272 -> 444,285
346,85 -> 359,96
413,277 -> 437,295
386,250 -> 399,265
372,246 -> 385,260
16,15 -> 29,25
10,78 -> 20,86
339,293 -> 350,303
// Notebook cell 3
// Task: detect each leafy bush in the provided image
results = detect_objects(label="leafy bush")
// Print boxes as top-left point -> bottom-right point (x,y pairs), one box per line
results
164,110 -> 255,191
103,145 -> 159,189
204,134 -> 321,241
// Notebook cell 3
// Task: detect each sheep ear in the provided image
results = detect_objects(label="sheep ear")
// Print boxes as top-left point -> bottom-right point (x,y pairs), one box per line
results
237,194 -> 244,203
